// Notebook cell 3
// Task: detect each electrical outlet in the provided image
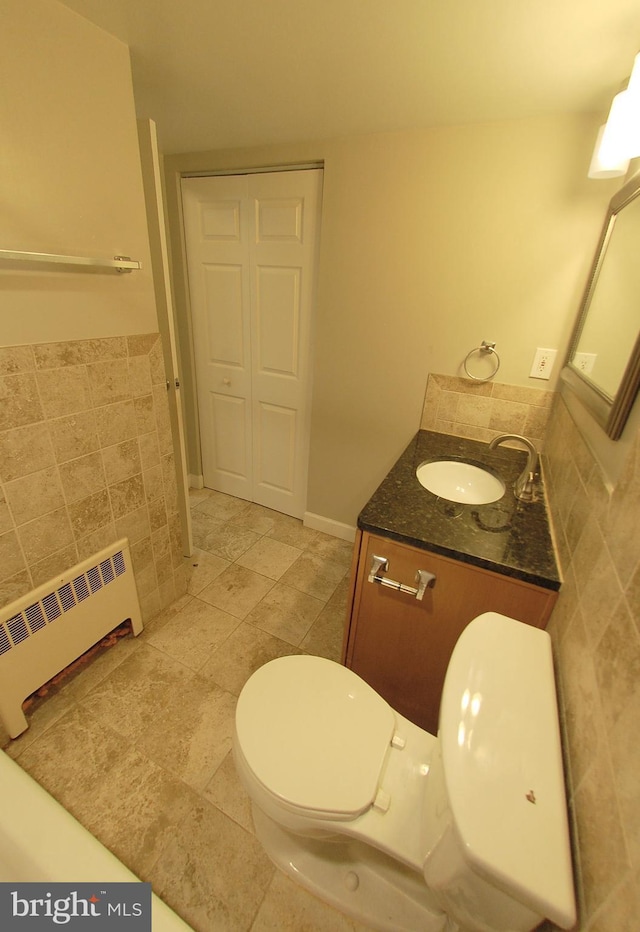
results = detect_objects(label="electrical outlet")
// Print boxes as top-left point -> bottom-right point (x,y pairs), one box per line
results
574,351 -> 597,375
530,347 -> 557,380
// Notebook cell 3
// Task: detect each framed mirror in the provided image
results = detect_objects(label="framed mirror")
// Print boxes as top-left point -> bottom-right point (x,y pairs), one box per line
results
563,169 -> 640,440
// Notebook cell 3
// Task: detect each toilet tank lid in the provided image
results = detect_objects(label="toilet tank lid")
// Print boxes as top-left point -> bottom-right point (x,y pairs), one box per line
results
235,655 -> 396,817
439,612 -> 575,929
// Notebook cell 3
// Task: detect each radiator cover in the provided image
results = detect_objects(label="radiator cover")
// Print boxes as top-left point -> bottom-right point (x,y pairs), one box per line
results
0,538 -> 143,738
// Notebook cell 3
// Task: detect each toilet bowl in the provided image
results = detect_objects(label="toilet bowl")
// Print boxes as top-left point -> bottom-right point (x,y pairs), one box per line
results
234,612 -> 576,932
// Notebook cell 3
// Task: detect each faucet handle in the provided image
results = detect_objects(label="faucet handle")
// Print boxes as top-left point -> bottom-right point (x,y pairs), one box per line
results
516,469 -> 538,502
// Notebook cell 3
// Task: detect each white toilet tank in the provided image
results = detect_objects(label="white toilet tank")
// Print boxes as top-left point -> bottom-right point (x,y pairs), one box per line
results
422,612 -> 576,932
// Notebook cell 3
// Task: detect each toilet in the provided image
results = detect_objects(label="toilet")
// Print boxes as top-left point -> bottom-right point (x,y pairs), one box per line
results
233,612 -> 576,932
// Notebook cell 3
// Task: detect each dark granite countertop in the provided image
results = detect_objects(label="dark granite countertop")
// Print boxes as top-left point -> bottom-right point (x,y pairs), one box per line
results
357,430 -> 561,591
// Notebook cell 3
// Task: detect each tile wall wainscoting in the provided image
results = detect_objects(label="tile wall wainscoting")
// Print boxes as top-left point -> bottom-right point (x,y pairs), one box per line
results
544,393 -> 640,931
0,335 -> 187,621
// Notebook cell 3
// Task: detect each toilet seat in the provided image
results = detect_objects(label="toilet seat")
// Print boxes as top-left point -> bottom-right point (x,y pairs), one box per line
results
235,655 -> 396,819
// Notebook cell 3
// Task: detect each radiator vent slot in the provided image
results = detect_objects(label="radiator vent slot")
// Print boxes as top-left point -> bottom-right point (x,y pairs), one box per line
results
87,566 -> 102,594
42,592 -> 61,623
100,558 -> 115,585
0,539 -> 142,738
25,603 -> 46,633
58,583 -> 76,613
7,614 -> 29,646
73,574 -> 90,603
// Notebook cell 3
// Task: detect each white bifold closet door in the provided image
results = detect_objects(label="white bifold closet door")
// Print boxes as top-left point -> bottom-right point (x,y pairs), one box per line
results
181,169 -> 322,519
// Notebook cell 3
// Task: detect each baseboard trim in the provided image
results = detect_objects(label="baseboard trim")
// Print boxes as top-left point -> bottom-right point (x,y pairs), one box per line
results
188,474 -> 204,490
303,512 -> 357,542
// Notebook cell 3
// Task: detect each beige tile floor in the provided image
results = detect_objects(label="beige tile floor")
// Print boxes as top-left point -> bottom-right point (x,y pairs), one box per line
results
3,490 -> 374,932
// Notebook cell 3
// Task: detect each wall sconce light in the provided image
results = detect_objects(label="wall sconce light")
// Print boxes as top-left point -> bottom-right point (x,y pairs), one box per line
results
588,51 -> 640,179
588,122 -> 630,178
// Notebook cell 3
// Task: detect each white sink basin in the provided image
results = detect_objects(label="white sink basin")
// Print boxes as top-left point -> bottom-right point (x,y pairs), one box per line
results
416,460 -> 505,505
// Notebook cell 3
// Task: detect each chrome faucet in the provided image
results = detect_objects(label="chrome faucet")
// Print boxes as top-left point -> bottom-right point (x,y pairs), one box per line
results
488,433 -> 538,502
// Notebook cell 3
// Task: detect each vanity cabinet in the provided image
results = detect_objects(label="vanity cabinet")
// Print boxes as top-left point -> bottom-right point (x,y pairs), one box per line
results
343,530 -> 557,734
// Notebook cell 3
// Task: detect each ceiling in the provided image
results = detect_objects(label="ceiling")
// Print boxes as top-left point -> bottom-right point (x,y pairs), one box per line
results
59,0 -> 640,155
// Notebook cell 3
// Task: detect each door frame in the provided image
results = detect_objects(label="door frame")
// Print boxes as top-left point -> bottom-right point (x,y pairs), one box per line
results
137,119 -> 193,556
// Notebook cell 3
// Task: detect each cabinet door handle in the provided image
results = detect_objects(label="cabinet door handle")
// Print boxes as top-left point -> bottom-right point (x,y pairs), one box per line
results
368,554 -> 436,600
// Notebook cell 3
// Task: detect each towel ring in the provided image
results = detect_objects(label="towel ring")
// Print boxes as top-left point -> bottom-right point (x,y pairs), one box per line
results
463,341 -> 500,382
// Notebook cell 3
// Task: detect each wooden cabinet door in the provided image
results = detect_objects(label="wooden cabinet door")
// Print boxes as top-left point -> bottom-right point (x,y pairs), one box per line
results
344,533 -> 557,734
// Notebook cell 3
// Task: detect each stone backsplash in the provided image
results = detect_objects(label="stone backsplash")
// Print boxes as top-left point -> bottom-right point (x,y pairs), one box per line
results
420,372 -> 553,448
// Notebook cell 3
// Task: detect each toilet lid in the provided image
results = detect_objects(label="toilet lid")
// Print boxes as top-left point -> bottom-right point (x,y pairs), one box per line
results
235,655 -> 396,818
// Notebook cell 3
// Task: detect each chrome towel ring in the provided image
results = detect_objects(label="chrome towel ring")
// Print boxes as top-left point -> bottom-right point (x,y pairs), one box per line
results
463,341 -> 500,382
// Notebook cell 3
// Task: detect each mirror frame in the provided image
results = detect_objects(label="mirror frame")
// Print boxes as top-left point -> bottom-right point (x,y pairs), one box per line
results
563,169 -> 640,440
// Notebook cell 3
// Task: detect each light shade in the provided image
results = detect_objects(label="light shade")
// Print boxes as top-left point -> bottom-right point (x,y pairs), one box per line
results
625,51 -> 640,155
627,51 -> 640,103
600,89 -> 640,165
588,121 -> 630,179
589,51 -> 640,178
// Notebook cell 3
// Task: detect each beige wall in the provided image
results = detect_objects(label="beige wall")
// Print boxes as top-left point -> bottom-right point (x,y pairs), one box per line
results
0,0 -> 186,617
164,115 -> 617,527
0,0 -> 157,343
